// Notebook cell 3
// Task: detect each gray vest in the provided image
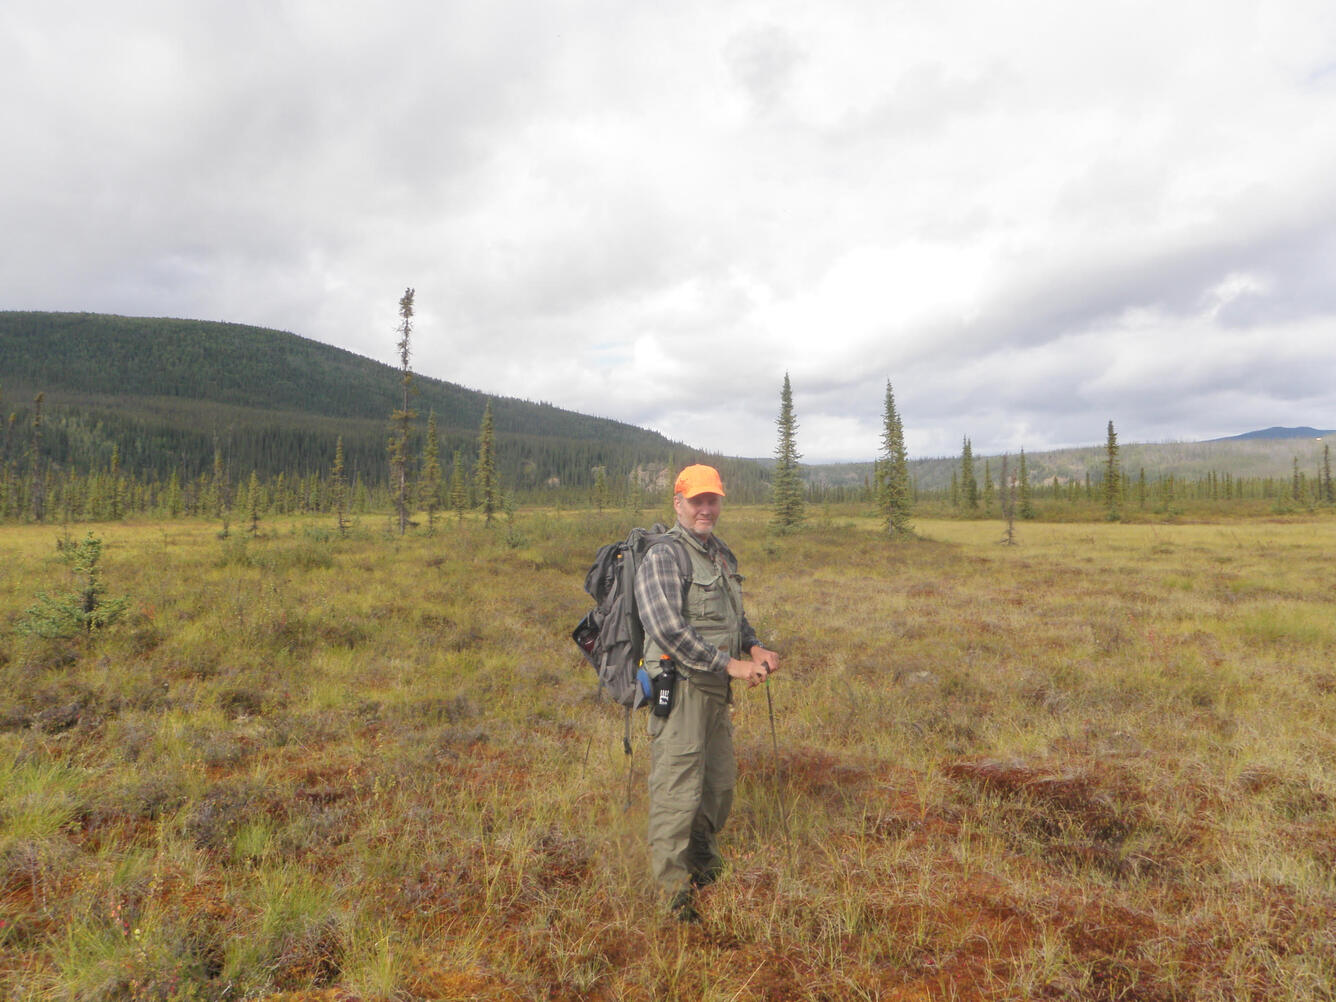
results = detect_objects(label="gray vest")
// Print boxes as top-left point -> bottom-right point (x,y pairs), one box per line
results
643,523 -> 744,691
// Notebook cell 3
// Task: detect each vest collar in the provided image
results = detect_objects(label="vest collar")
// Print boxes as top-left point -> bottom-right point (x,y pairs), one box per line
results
671,521 -> 720,558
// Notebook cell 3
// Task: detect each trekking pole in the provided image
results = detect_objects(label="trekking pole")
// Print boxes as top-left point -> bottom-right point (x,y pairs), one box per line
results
765,677 -> 780,759
765,679 -> 794,865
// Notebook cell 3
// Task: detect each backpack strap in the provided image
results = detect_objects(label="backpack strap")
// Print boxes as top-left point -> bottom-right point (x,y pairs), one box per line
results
648,527 -> 693,591
671,534 -> 691,583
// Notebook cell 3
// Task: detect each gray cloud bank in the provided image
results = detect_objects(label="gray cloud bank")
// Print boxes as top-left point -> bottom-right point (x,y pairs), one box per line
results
3,0 -> 1334,461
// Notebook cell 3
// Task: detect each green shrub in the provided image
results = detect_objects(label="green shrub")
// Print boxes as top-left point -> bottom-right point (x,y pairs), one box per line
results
20,533 -> 129,639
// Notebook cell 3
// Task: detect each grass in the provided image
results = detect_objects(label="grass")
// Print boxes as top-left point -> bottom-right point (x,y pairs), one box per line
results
1,507 -> 1335,999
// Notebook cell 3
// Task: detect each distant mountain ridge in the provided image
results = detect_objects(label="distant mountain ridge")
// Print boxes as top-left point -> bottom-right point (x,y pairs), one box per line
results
804,429 -> 1336,492
1207,426 -> 1335,442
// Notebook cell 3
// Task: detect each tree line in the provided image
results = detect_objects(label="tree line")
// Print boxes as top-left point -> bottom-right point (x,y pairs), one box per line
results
891,422 -> 1335,520
5,297 -> 1334,528
765,382 -> 1334,535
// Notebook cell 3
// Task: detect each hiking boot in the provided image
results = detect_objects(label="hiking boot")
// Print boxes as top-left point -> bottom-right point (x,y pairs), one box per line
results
669,890 -> 700,924
690,864 -> 721,890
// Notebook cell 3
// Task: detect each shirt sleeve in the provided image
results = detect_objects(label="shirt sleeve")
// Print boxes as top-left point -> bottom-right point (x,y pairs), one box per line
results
634,542 -> 731,675
740,614 -> 760,655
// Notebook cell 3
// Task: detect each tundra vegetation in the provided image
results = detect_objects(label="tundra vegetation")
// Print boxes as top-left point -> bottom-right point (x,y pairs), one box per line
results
2,506 -> 1335,1000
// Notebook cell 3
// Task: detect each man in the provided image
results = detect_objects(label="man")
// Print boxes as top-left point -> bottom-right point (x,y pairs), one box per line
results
635,463 -> 780,921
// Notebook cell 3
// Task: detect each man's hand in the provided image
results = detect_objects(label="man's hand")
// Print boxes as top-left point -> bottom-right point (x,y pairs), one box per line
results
750,646 -> 779,676
727,647 -> 780,687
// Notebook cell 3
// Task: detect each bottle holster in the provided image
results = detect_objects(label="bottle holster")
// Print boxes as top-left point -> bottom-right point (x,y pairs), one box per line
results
650,659 -> 677,718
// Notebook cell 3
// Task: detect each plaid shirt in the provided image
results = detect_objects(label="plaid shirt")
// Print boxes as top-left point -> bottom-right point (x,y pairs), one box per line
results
635,528 -> 759,676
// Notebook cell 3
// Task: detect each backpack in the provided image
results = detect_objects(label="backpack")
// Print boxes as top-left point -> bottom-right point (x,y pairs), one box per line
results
572,523 -> 690,754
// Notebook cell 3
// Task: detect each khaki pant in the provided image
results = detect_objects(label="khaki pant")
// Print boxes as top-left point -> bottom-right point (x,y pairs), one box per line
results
647,674 -> 735,893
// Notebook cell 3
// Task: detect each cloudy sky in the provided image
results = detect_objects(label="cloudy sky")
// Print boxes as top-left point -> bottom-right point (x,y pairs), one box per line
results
4,1 -> 1335,461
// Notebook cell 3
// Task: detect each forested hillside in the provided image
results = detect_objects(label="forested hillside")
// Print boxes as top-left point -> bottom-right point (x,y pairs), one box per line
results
0,311 -> 767,502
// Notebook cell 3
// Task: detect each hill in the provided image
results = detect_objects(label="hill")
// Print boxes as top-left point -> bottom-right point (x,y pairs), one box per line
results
1208,426 -> 1335,442
0,311 -> 767,499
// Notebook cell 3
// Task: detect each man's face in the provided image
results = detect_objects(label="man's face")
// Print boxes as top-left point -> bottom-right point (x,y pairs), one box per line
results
675,491 -> 722,538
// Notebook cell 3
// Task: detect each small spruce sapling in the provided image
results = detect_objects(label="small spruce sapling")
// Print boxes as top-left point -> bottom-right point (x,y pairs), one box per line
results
21,532 -> 129,639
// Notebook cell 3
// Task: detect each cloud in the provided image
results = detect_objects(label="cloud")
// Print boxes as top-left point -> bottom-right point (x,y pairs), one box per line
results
724,23 -> 807,116
3,0 -> 1335,462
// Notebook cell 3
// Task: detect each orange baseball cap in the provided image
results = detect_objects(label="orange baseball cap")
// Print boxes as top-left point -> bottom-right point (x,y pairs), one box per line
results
675,464 -> 726,498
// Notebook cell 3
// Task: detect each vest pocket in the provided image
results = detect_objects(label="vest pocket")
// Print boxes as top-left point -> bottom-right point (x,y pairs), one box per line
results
687,570 -> 729,623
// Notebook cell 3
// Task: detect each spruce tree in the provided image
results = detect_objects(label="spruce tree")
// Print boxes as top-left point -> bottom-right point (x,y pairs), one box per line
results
476,400 -> 499,526
30,393 -> 46,522
592,466 -> 609,512
1018,449 -> 1035,520
878,381 -> 913,536
389,287 -> 418,535
449,449 -> 468,523
1000,453 -> 1016,545
210,444 -> 228,520
166,469 -> 182,517
247,470 -> 262,535
982,457 -> 995,515
961,436 -> 978,510
0,391 -> 11,521
771,372 -> 805,530
1323,443 -> 1334,505
108,445 -> 123,520
332,436 -> 349,537
1103,420 -> 1121,521
419,411 -> 442,533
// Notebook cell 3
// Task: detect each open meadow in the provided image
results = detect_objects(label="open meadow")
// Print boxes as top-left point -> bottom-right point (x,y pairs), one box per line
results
2,507 -> 1335,1001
